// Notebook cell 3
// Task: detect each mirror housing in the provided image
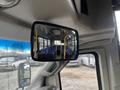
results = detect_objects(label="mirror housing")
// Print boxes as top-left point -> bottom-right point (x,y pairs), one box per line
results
18,63 -> 31,88
31,21 -> 79,62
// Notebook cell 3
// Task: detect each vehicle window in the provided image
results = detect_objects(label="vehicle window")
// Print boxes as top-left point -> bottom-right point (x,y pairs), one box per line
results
61,54 -> 100,90
115,11 -> 120,41
39,37 -> 44,50
39,38 -> 50,49
0,57 -> 15,62
0,58 -> 8,62
0,39 -> 46,90
7,57 -> 15,62
47,40 -> 50,46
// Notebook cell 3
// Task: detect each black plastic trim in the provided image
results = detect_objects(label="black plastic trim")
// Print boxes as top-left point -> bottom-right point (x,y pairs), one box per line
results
71,0 -> 79,15
59,52 -> 102,90
58,72 -> 62,90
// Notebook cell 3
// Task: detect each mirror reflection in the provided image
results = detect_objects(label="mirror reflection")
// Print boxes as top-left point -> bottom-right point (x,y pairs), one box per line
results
32,23 -> 78,61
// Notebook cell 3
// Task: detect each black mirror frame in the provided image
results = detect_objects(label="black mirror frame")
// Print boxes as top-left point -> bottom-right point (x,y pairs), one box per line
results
31,21 -> 79,62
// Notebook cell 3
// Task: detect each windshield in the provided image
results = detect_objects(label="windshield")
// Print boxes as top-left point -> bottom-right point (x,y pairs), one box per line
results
0,39 -> 46,90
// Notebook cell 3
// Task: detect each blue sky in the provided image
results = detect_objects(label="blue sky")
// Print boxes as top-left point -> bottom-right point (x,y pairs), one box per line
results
0,39 -> 30,52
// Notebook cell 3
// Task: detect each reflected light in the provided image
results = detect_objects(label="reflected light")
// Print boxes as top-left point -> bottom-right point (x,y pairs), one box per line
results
115,11 -> 120,40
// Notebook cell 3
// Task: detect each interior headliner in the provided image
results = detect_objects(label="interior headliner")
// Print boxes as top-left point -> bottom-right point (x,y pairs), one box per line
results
1,0 -> 74,24
0,0 -> 116,42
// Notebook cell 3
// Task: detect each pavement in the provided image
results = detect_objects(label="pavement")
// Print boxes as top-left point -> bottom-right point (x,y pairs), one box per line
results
61,65 -> 99,90
0,65 -> 98,90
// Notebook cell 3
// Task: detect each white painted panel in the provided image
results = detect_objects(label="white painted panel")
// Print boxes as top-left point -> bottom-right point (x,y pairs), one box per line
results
0,20 -> 30,41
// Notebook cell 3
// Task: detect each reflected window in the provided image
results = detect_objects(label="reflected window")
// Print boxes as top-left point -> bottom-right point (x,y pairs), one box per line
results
54,40 -> 64,45
38,38 -> 44,50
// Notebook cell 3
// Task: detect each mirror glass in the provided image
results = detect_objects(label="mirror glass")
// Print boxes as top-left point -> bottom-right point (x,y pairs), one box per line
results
31,22 -> 79,61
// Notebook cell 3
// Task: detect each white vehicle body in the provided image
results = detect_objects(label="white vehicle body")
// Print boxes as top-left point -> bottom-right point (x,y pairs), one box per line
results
80,55 -> 95,67
11,59 -> 27,69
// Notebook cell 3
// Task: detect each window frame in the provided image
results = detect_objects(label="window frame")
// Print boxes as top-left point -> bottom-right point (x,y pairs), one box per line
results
59,52 -> 102,90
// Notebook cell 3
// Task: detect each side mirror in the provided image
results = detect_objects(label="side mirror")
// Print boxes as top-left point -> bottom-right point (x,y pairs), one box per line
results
18,63 -> 31,88
31,21 -> 79,61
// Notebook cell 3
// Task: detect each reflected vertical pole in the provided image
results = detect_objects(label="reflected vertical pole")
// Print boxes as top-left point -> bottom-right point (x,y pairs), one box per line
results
22,87 -> 24,90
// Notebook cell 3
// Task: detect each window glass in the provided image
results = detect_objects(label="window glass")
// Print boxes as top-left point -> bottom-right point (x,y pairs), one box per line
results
39,38 -> 50,49
47,40 -> 50,46
61,54 -> 99,90
44,38 -> 48,48
39,37 -> 44,50
115,11 -> 120,41
0,39 -> 46,90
